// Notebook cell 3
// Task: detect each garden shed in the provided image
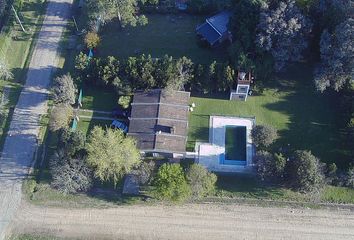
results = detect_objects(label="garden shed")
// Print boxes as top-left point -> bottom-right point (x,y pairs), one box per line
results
196,11 -> 232,47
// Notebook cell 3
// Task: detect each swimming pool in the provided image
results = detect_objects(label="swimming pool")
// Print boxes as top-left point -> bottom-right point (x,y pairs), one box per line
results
220,126 -> 247,165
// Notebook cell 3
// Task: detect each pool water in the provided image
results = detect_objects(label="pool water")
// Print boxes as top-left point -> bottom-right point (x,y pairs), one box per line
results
223,126 -> 247,164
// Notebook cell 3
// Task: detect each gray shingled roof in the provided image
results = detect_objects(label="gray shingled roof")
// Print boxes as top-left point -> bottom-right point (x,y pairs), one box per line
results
128,89 -> 190,153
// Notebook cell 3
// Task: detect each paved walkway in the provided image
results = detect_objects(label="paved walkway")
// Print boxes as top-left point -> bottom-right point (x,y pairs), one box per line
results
0,1 -> 72,239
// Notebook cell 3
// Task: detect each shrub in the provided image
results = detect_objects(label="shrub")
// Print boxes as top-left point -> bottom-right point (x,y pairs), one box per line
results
134,161 -> 155,185
84,31 -> 100,49
50,149 -> 93,194
52,74 -> 77,105
346,167 -> 354,188
153,163 -> 191,202
251,125 -> 278,150
118,95 -> 132,109
49,104 -> 73,132
255,151 -> 286,182
58,128 -> 86,156
287,150 -> 324,192
185,164 -> 217,199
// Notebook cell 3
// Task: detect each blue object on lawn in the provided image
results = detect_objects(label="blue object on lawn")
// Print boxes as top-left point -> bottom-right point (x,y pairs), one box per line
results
111,120 -> 128,133
88,48 -> 94,59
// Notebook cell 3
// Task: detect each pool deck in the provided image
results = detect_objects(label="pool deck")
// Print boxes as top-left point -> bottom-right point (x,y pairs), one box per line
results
198,116 -> 255,173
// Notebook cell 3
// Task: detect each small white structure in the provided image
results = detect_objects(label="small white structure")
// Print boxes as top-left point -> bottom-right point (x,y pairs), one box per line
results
197,116 -> 255,173
230,71 -> 253,101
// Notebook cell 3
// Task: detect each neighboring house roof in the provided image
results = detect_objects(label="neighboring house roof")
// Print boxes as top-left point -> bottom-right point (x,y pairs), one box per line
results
196,11 -> 232,45
128,89 -> 190,154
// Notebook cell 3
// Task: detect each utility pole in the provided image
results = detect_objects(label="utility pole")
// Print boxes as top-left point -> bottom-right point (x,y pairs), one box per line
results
11,5 -> 27,33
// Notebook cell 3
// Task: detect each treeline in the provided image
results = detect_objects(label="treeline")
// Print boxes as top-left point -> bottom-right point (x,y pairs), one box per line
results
74,53 -> 239,94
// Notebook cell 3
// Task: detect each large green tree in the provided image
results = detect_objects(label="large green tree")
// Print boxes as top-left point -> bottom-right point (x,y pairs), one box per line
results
314,18 -> 354,92
256,0 -> 312,71
86,127 -> 141,186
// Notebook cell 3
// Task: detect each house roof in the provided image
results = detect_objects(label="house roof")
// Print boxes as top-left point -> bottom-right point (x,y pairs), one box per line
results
128,89 -> 190,154
196,11 -> 232,45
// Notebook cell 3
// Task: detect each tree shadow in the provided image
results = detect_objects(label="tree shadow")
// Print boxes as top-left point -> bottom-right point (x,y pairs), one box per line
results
264,64 -> 350,168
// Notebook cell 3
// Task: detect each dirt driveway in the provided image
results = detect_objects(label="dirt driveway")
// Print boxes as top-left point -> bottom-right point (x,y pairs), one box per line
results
10,202 -> 354,240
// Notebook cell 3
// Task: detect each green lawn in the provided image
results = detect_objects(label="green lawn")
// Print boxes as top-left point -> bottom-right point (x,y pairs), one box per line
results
188,64 -> 350,168
0,0 -> 47,150
98,14 -> 227,64
215,174 -> 354,204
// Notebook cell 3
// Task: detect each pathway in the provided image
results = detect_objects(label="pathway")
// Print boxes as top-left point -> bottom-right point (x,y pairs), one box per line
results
0,1 -> 72,239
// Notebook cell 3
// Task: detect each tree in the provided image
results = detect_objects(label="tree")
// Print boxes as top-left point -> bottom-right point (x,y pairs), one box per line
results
84,32 -> 101,49
288,150 -> 324,192
165,57 -> 194,92
314,19 -> 354,92
251,125 -> 278,150
0,59 -> 13,80
185,164 -> 217,199
97,56 -> 120,86
52,74 -> 77,105
86,127 -> 141,186
49,104 -> 73,132
50,149 -> 93,194
256,0 -> 312,71
86,0 -> 148,28
58,128 -> 86,157
153,163 -> 191,202
254,151 -> 286,181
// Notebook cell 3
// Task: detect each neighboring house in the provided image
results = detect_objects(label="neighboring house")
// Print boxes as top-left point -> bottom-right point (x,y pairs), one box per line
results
230,71 -> 253,101
128,89 -> 191,159
196,11 -> 232,47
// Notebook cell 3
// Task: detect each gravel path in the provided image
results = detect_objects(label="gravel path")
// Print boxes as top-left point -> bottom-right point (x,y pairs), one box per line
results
11,202 -> 354,240
0,1 -> 72,239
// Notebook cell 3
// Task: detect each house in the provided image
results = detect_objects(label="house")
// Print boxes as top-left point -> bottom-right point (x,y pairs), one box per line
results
196,11 -> 232,47
128,89 -> 191,159
230,71 -> 253,101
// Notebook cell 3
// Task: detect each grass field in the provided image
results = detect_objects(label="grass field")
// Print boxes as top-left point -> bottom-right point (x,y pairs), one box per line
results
98,14 -> 227,64
188,64 -> 350,168
0,0 -> 47,150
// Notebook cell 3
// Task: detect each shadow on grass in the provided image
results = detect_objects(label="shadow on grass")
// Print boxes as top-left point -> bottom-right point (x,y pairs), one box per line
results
264,64 -> 351,168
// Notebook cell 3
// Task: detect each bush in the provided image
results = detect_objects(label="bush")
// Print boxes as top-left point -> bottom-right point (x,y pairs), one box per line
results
153,163 -> 191,202
287,150 -> 324,192
58,128 -> 86,156
255,151 -> 286,182
346,167 -> 354,188
50,149 -> 93,194
84,31 -> 100,49
185,164 -> 217,199
251,125 -> 278,150
134,161 -> 155,185
49,104 -> 73,132
118,95 -> 132,109
51,74 -> 77,105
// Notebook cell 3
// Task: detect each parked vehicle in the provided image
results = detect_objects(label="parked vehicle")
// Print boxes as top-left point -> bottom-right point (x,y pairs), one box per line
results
111,120 -> 128,133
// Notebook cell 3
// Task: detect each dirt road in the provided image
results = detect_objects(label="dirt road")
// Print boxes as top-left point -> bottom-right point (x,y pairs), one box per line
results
0,0 -> 72,239
11,202 -> 354,240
